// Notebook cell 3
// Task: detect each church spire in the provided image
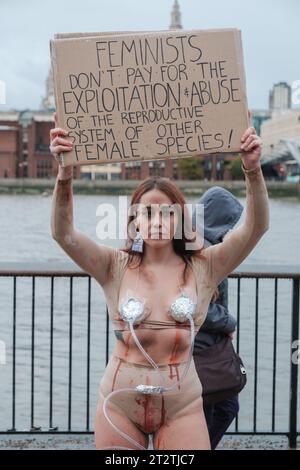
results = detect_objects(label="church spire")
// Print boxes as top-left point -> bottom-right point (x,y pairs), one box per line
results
41,67 -> 55,111
170,0 -> 182,29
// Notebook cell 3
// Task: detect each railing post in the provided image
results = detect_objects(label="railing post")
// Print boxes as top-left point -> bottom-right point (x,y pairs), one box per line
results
289,279 -> 299,449
7,276 -> 17,432
106,307 -> 110,366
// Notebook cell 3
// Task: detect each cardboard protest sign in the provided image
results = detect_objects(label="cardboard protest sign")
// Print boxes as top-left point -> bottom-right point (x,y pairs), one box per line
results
50,28 -> 249,167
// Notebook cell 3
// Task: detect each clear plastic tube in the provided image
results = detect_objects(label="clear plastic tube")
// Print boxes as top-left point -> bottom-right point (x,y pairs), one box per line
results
130,316 -> 195,393
101,314 -> 195,451
102,387 -> 147,451
129,322 -> 167,387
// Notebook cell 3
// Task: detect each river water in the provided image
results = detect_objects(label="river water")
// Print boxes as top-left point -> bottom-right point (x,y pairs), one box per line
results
0,193 -> 299,433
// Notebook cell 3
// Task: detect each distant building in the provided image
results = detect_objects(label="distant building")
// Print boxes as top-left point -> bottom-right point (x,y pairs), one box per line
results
0,113 -> 20,178
81,163 -> 122,181
269,82 -> 292,111
77,2 -> 185,181
251,109 -> 272,136
41,68 -> 55,111
121,0 -> 184,181
170,0 -> 183,29
0,110 -> 82,179
0,1 -> 254,182
260,109 -> 300,178
261,109 -> 300,151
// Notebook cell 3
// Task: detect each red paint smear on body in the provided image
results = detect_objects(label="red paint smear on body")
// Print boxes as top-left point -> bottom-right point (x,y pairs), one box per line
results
135,376 -> 154,433
124,332 -> 131,359
156,434 -> 166,450
168,364 -> 180,389
168,326 -> 181,389
160,395 -> 166,426
169,326 -> 181,363
111,358 -> 122,392
144,376 -> 153,433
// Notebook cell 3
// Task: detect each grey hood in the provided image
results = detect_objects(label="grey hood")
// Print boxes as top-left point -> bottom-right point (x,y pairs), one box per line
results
192,186 -> 244,245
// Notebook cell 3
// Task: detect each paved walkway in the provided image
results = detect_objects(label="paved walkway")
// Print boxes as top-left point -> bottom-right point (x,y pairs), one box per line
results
0,434 -> 297,450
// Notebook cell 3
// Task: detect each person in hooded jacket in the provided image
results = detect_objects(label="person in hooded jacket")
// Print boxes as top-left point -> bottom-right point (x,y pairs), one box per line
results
192,186 -> 244,450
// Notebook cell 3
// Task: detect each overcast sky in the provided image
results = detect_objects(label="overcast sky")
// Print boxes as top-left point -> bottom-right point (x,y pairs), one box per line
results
0,0 -> 299,111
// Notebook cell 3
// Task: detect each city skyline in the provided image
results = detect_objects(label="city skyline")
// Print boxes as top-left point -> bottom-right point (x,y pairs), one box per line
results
0,0 -> 299,111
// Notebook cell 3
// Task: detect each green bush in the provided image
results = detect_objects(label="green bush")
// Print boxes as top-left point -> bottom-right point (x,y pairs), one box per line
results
178,157 -> 204,180
228,155 -> 244,180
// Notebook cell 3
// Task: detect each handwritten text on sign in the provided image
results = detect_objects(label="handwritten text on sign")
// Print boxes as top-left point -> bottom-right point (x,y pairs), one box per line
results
51,30 -> 248,165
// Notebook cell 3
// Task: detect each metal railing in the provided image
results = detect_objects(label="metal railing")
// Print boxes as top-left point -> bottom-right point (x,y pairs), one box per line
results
0,262 -> 299,447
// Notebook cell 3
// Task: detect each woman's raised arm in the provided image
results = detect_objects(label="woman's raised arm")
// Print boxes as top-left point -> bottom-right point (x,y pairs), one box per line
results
202,127 -> 270,287
50,114 -> 116,287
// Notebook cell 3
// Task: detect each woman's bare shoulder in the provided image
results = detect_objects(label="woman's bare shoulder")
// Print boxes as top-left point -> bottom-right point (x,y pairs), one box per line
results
100,247 -> 129,286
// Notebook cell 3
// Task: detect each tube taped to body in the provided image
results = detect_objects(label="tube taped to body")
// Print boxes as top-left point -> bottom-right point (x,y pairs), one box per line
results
101,304 -> 196,451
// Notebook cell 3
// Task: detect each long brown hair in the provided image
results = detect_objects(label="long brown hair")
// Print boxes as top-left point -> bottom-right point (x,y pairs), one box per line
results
121,176 -> 219,301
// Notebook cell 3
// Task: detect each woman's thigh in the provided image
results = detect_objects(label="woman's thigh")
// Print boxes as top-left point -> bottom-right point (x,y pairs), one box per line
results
153,402 -> 211,450
94,398 -> 149,451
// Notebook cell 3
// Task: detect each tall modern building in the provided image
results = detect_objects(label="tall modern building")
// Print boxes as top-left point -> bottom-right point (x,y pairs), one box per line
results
170,0 -> 182,29
269,82 -> 292,111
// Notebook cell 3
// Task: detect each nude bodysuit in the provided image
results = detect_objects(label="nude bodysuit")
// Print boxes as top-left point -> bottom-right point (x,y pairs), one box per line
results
98,165 -> 270,437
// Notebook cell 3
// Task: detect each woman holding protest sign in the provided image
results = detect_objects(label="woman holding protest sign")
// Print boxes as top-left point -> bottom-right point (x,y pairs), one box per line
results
49,111 -> 269,450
